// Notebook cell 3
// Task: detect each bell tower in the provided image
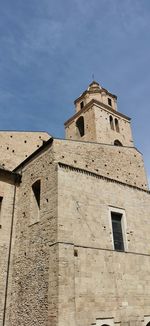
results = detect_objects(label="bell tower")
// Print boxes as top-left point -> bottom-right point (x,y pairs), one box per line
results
65,81 -> 134,147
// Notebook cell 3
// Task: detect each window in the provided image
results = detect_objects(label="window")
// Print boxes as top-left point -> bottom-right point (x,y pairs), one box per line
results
114,139 -> 123,146
108,98 -> 112,106
30,180 -> 41,225
76,116 -> 85,137
80,101 -> 84,109
115,118 -> 119,132
109,115 -> 114,130
111,212 -> 124,251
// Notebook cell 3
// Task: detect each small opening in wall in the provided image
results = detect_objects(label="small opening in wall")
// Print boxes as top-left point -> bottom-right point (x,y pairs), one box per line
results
114,139 -> 123,146
80,101 -> 84,109
74,249 -> 78,257
108,98 -> 112,106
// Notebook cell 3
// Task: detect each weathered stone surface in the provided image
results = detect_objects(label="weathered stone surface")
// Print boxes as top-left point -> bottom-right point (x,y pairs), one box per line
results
0,81 -> 149,326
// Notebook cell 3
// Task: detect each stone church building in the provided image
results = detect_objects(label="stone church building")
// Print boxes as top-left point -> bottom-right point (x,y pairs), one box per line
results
0,81 -> 150,326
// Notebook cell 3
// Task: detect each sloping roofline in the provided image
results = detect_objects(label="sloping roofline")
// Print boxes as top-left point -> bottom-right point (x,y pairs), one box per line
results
13,137 -> 54,172
0,167 -> 21,184
65,99 -> 131,126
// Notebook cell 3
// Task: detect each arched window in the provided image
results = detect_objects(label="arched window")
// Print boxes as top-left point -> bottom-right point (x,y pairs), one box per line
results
146,323 -> 150,326
76,116 -> 85,137
114,139 -> 123,146
115,118 -> 119,132
109,115 -> 114,130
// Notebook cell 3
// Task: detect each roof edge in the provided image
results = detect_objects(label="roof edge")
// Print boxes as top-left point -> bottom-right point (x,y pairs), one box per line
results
13,137 -> 54,172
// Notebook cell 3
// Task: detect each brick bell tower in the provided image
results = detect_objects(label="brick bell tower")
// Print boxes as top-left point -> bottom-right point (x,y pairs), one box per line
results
64,81 -> 133,147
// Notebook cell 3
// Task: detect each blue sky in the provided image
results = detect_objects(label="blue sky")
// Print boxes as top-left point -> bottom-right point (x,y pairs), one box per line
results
0,0 -> 150,181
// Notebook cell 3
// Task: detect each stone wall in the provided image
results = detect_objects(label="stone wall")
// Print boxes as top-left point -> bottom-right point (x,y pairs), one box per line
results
7,144 -> 58,326
65,105 -> 97,142
65,102 -> 132,147
0,131 -> 50,170
57,164 -> 150,326
0,176 -> 16,326
53,139 -> 148,190
94,104 -> 133,146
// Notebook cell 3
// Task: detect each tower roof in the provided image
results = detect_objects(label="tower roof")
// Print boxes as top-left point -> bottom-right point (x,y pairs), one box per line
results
74,81 -> 117,104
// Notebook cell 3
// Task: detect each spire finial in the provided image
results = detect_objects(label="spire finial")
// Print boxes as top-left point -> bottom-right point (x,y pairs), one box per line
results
92,73 -> 95,81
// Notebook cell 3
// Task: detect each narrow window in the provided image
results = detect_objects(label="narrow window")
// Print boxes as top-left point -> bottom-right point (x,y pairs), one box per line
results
115,118 -> 119,132
108,98 -> 112,106
114,139 -> 123,146
30,180 -> 41,224
80,101 -> 84,109
111,212 -> 124,251
109,116 -> 114,130
76,116 -> 85,137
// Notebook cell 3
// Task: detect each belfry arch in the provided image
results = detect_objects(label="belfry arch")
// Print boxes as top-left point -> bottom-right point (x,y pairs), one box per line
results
76,116 -> 85,137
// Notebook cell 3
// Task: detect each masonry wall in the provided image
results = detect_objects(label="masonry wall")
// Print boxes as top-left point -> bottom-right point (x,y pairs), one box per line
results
57,165 -> 150,326
65,107 -> 96,142
65,103 -> 132,146
0,177 -> 16,326
0,131 -> 50,170
7,144 -> 58,326
94,105 -> 133,146
53,139 -> 148,190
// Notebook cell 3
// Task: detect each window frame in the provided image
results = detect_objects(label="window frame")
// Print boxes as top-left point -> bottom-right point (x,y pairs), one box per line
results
108,206 -> 127,252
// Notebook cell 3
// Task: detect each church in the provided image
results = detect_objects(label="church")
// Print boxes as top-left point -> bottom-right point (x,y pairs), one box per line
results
0,81 -> 150,326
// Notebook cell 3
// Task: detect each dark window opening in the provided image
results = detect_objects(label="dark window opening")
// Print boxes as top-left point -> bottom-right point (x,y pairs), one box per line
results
76,116 -> 85,137
74,249 -> 78,257
108,98 -> 112,106
114,139 -> 123,146
80,101 -> 84,109
111,212 -> 124,251
32,180 -> 41,208
115,118 -> 119,132
109,115 -> 114,130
